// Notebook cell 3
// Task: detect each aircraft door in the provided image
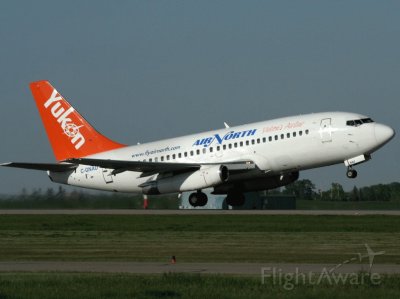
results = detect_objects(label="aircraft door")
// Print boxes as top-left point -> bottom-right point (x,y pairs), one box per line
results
320,118 -> 332,143
102,168 -> 114,184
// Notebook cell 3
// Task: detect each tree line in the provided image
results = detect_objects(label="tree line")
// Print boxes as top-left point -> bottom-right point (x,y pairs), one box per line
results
1,180 -> 400,205
273,180 -> 400,201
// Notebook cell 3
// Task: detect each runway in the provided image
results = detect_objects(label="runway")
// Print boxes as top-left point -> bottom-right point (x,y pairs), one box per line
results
0,209 -> 400,215
0,262 -> 399,274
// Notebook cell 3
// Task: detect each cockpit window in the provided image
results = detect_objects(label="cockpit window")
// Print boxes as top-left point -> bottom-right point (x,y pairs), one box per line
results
346,118 -> 374,127
361,118 -> 374,123
355,119 -> 363,126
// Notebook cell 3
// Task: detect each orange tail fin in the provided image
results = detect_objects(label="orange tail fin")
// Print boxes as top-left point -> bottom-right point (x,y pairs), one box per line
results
30,80 -> 125,161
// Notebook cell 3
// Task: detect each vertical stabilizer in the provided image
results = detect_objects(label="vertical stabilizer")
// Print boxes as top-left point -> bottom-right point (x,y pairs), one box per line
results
30,80 -> 125,161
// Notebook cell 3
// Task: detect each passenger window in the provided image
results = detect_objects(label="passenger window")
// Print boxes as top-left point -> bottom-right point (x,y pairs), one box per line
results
281,134 -> 284,139
178,153 -> 181,158
287,133 -> 290,138
275,135 -> 278,140
203,148 -> 206,154
228,144 -> 232,149
269,136 -> 272,142
293,132 -> 296,137
196,149 -> 200,155
217,146 -> 220,151
210,147 -> 213,153
305,129 -> 309,135
234,142 -> 238,148
166,155 -> 170,161
257,138 -> 260,144
223,144 -> 227,150
262,137 -> 266,143
172,154 -> 176,159
246,140 -> 249,146
184,152 -> 188,157
190,151 -> 194,156
251,139 -> 255,145
240,141 -> 243,147
299,131 -> 303,136
161,156 -> 164,161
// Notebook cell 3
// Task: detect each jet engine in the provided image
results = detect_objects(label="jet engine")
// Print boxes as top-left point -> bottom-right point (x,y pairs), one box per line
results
141,165 -> 229,195
213,171 -> 299,194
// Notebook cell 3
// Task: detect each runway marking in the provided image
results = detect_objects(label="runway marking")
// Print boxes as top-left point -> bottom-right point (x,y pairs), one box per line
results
0,262 -> 400,274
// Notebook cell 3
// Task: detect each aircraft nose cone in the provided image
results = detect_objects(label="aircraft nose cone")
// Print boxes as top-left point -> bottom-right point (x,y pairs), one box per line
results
375,124 -> 395,145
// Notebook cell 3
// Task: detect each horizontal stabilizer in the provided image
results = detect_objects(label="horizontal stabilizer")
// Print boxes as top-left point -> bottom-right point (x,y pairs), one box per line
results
1,162 -> 77,172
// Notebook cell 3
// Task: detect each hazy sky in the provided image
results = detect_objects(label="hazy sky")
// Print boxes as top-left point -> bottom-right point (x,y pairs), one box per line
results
0,1 -> 399,194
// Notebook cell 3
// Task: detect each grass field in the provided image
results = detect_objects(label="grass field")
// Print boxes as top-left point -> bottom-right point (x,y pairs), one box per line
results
0,272 -> 399,299
0,214 -> 399,264
1,214 -> 400,298
296,199 -> 400,210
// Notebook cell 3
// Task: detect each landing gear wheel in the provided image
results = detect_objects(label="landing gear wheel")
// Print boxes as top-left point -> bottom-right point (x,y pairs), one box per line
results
346,169 -> 358,179
188,191 -> 208,207
225,190 -> 245,206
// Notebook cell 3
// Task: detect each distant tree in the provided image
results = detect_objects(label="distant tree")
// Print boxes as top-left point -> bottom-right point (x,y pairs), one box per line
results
20,188 -> 28,200
45,188 -> 55,199
283,179 -> 316,200
349,186 -> 359,201
388,182 -> 400,201
329,183 -> 346,201
56,186 -> 66,199
30,188 -> 42,200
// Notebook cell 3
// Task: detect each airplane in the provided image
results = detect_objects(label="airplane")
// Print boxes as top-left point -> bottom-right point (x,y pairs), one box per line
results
1,81 -> 395,207
360,244 -> 385,268
328,244 -> 385,273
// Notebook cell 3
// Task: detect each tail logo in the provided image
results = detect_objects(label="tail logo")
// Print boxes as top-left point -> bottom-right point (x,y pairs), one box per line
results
64,123 -> 84,138
44,89 -> 86,150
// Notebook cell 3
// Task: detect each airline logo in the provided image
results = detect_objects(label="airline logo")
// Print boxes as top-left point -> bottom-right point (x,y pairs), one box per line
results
44,89 -> 85,149
193,129 -> 257,147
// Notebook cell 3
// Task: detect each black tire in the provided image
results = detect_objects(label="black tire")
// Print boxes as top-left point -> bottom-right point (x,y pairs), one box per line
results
226,191 -> 245,206
189,192 -> 208,207
197,192 -> 208,207
188,193 -> 198,207
346,169 -> 358,179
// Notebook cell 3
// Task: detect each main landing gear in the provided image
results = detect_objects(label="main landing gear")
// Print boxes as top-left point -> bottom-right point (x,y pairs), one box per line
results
225,190 -> 245,206
188,190 -> 208,207
346,167 -> 358,179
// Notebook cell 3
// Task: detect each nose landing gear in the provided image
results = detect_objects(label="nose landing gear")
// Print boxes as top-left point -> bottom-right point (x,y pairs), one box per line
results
346,167 -> 358,179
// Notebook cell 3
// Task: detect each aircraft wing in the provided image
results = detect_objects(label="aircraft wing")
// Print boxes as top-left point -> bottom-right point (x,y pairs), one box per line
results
1,158 -> 256,177
67,158 -> 256,177
1,162 -> 78,172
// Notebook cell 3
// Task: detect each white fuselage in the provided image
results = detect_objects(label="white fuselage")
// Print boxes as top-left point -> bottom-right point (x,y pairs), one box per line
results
49,111 -> 394,193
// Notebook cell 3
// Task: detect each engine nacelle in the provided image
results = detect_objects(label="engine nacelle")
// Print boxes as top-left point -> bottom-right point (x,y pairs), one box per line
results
213,171 -> 299,194
141,165 -> 229,195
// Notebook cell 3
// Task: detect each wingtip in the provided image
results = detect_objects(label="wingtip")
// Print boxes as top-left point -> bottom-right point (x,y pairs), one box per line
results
0,162 -> 13,167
